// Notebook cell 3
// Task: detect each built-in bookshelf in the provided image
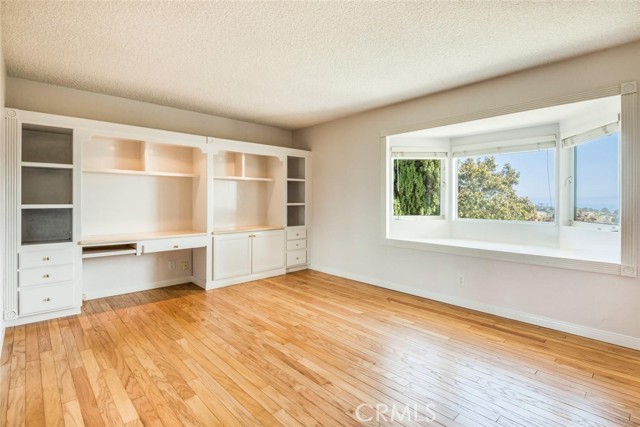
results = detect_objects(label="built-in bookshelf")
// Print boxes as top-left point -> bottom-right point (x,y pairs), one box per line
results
81,136 -> 207,238
83,137 -> 199,177
286,156 -> 306,227
21,125 -> 74,245
212,150 -> 284,232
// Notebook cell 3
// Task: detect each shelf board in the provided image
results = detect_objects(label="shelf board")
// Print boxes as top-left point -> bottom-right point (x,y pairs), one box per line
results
21,204 -> 73,210
83,169 -> 198,178
286,203 -> 306,206
22,162 -> 73,169
287,178 -> 306,182
213,176 -> 275,182
80,230 -> 207,246
212,225 -> 285,235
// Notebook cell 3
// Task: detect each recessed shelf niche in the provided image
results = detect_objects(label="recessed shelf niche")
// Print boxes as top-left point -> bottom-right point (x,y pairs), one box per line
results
82,137 -> 198,177
213,151 -> 276,181
22,208 -> 73,245
22,167 -> 73,205
22,125 -> 73,165
212,151 -> 284,231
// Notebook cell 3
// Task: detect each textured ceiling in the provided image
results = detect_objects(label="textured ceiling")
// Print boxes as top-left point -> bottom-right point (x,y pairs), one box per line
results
2,1 -> 640,130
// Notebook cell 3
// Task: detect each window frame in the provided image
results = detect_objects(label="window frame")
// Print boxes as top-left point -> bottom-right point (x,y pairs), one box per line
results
452,138 -> 558,225
390,152 -> 447,220
564,123 -> 620,232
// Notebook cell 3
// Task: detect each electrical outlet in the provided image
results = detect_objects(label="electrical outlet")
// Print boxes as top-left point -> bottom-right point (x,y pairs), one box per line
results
457,273 -> 465,286
181,261 -> 189,271
168,260 -> 176,270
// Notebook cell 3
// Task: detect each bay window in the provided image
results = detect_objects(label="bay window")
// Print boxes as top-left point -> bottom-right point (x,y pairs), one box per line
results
383,82 -> 637,275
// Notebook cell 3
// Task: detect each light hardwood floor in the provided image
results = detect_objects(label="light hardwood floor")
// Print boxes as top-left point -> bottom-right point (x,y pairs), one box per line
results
1,270 -> 639,426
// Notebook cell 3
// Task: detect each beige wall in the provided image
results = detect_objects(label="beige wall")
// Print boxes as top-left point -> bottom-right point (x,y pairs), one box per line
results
6,78 -> 292,147
293,40 -> 640,347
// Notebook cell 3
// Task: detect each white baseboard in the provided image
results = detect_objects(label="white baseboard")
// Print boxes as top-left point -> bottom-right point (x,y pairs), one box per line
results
310,264 -> 640,351
4,306 -> 82,327
84,277 -> 195,300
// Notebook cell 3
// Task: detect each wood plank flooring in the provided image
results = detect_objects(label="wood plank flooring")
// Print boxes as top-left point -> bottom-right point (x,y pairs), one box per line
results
1,270 -> 640,426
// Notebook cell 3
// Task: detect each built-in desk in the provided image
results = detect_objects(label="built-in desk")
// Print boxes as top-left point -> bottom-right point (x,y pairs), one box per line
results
80,231 -> 208,258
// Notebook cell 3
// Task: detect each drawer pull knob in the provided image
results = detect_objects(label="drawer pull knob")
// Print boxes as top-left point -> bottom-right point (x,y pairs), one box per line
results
173,245 -> 179,249
43,298 -> 51,302
43,274 -> 50,279
43,257 -> 50,261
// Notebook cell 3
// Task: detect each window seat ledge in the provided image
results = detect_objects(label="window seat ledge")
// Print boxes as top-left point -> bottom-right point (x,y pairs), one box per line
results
385,236 -> 622,275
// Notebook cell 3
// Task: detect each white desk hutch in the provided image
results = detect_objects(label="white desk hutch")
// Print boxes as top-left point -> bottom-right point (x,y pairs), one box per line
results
2,108 -> 311,326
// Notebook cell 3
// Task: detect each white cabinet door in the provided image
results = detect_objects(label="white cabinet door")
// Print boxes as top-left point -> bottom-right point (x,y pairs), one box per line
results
251,231 -> 285,273
213,234 -> 252,280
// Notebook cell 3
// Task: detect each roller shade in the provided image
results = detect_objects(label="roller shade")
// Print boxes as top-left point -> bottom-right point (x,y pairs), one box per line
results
562,122 -> 619,148
391,147 -> 448,159
452,135 -> 556,158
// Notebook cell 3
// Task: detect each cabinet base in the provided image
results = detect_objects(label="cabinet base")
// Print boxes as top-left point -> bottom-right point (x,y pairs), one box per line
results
208,268 -> 286,290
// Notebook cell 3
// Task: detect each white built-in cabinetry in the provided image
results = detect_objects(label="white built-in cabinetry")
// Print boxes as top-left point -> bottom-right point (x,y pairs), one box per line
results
2,116 -> 82,322
2,109 -> 311,325
286,156 -> 309,270
213,229 -> 285,282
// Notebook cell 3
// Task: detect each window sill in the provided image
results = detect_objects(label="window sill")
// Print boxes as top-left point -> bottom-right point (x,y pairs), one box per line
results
384,236 -> 623,275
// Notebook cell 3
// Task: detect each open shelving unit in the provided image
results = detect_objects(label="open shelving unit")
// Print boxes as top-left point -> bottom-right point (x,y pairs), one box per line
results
286,156 -> 306,227
213,151 -> 276,181
21,125 -> 74,245
83,136 -> 200,177
81,135 -> 208,239
212,151 -> 284,233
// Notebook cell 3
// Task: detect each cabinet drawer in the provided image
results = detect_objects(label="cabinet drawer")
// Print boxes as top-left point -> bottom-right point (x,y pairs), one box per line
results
286,239 -> 307,251
19,264 -> 74,287
141,236 -> 207,254
19,247 -> 74,269
286,229 -> 307,241
286,249 -> 307,267
19,282 -> 74,316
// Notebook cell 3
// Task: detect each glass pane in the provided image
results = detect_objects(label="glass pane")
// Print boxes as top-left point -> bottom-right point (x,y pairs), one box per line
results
393,159 -> 441,216
574,133 -> 619,225
457,150 -> 555,221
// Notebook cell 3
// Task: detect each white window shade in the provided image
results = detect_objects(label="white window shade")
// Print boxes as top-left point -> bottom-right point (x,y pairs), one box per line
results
452,135 -> 556,158
391,147 -> 448,159
562,122 -> 619,148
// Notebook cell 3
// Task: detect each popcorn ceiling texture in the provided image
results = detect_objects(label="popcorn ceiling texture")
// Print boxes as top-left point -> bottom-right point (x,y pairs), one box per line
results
2,1 -> 640,129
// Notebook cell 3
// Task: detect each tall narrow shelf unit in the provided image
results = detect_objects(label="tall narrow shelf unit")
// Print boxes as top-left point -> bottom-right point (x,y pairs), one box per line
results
3,108 -> 311,326
209,143 -> 312,283
209,139 -> 300,287
3,110 -> 82,322
286,156 -> 310,270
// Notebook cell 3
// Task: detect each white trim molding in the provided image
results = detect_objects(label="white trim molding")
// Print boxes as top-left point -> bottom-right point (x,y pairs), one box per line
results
310,265 -> 640,351
3,113 -> 19,320
620,81 -> 638,276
